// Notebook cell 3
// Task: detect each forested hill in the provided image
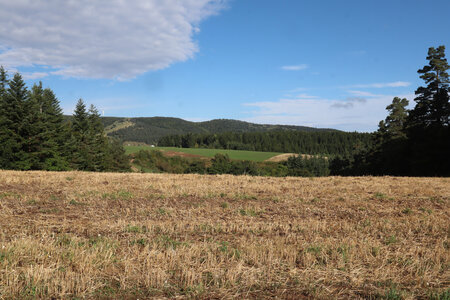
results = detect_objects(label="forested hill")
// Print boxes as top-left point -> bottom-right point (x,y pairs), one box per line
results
64,116 -> 337,144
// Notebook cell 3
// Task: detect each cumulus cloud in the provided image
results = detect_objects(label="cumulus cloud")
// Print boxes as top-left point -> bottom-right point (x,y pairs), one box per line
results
0,0 -> 226,80
243,93 -> 414,132
281,64 -> 308,71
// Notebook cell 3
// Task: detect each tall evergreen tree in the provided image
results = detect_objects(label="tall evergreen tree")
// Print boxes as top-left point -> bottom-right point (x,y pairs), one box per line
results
409,46 -> 450,127
25,83 -> 69,170
0,67 -> 11,168
369,97 -> 410,175
406,45 -> 450,176
382,97 -> 409,139
42,88 -> 69,170
87,104 -> 110,171
68,99 -> 90,170
3,73 -> 29,169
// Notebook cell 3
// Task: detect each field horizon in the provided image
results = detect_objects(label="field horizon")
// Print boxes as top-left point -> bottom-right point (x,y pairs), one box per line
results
0,171 -> 448,299
125,145 -> 284,162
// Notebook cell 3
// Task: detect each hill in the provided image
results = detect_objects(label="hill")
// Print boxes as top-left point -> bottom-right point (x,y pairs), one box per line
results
65,116 -> 335,144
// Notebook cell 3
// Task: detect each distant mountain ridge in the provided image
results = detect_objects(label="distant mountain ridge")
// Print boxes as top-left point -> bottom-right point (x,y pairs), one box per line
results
64,116 -> 338,144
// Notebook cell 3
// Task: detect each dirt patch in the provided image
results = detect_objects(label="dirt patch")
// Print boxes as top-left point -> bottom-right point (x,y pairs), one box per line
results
265,153 -> 299,162
162,151 -> 206,159
266,153 -> 327,162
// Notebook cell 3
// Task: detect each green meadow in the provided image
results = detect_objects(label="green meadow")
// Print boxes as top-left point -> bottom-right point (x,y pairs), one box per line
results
125,145 -> 282,162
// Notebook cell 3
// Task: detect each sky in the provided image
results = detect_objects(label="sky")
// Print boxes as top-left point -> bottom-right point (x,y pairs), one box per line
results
0,0 -> 449,132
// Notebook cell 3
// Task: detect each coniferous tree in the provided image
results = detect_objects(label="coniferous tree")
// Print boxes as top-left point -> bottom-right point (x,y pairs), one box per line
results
108,138 -> 131,172
3,73 -> 29,169
406,45 -> 450,175
0,67 -> 12,168
369,97 -> 410,175
409,46 -> 450,128
42,88 -> 70,170
25,82 -> 46,169
87,104 -> 110,171
25,83 -> 69,170
69,99 -> 90,170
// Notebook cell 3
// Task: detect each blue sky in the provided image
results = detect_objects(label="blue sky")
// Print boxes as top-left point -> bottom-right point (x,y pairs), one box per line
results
0,0 -> 449,132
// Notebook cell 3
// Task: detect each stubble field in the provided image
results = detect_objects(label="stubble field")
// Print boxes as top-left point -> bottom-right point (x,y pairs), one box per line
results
0,171 -> 448,299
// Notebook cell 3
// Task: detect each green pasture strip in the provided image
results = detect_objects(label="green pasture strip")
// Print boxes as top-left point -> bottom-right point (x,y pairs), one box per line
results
125,146 -> 282,162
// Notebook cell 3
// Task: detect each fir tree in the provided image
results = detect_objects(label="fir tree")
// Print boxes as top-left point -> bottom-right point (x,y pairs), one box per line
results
108,138 -> 131,172
69,99 -> 90,170
0,67 -> 12,168
25,83 -> 69,170
3,73 -> 29,169
87,104 -> 110,171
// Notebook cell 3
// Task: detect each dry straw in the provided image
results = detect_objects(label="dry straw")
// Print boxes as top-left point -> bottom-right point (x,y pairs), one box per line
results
0,171 -> 448,298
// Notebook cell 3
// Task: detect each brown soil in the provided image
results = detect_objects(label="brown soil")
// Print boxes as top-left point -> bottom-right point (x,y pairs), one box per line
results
162,150 -> 206,159
265,153 -> 323,162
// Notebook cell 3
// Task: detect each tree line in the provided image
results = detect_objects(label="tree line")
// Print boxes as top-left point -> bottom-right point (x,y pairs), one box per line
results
132,149 -> 330,177
157,45 -> 449,177
336,45 -> 449,176
158,130 -> 373,156
0,68 -> 129,172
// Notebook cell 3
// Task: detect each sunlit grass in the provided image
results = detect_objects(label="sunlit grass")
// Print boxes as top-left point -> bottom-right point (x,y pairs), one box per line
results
125,145 -> 282,161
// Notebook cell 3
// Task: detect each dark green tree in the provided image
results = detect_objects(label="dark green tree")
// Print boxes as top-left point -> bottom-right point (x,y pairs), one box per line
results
87,104 -> 110,171
107,138 -> 131,172
0,66 -> 12,168
25,83 -> 69,170
369,97 -> 410,175
406,45 -> 450,176
409,46 -> 449,127
68,99 -> 90,170
3,73 -> 29,169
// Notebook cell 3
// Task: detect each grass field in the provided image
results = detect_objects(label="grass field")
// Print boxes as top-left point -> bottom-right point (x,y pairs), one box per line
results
0,171 -> 449,299
125,145 -> 282,161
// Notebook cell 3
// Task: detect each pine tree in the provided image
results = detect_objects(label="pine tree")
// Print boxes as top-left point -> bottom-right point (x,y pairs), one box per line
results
409,45 -> 450,127
383,97 -> 409,139
406,45 -> 450,176
370,97 -> 410,175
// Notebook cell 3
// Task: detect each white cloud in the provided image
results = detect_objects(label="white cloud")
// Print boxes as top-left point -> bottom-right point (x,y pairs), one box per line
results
0,0 -> 226,80
331,97 -> 367,109
348,81 -> 411,88
243,93 -> 414,132
281,64 -> 308,71
348,90 -> 381,97
22,72 -> 49,80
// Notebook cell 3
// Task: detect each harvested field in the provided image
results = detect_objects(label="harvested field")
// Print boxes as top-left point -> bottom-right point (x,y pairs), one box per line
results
265,154 -> 327,162
0,171 -> 449,299
265,153 -> 299,162
162,150 -> 206,159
